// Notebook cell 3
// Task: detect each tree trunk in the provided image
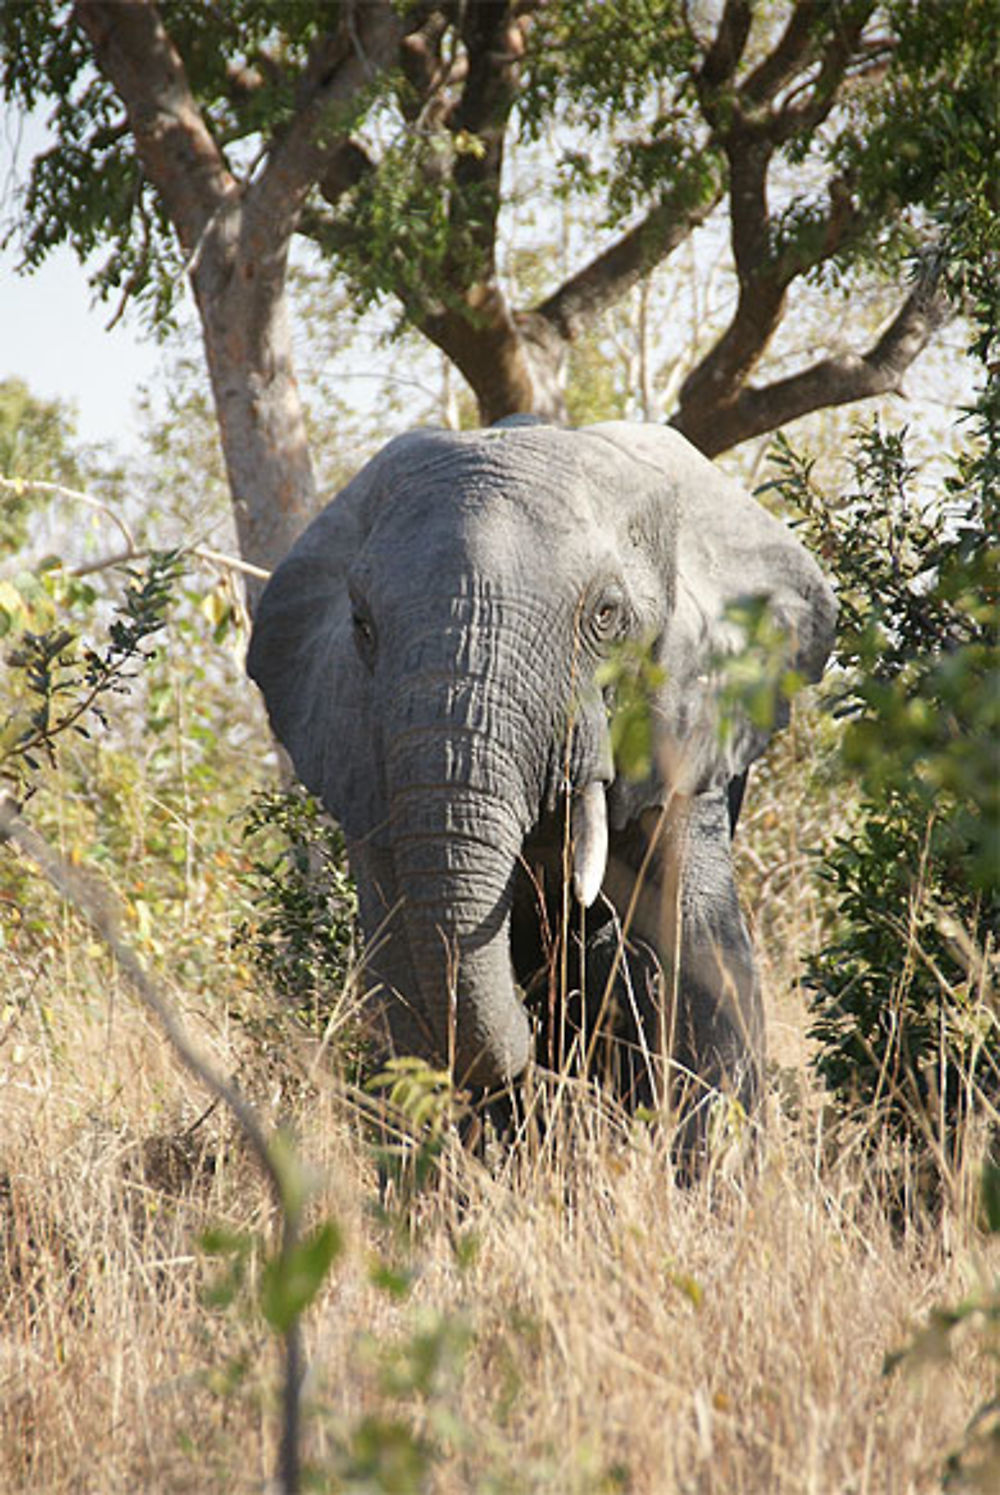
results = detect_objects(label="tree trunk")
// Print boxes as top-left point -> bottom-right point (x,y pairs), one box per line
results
199,281 -> 316,606
421,298 -> 570,426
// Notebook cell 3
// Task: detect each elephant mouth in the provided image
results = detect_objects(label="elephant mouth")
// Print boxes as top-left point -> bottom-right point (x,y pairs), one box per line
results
508,779 -> 610,990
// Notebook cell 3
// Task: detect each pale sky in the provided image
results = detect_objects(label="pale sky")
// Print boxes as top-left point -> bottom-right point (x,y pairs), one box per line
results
1,106 -> 165,454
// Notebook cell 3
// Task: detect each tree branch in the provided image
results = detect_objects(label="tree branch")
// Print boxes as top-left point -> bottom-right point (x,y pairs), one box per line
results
315,139 -> 377,211
0,792 -> 305,1494
740,0 -> 819,108
699,0 -> 752,91
672,259 -> 952,455
769,0 -> 876,143
72,0 -> 236,253
0,476 -> 270,581
536,184 -> 722,341
442,1 -> 528,283
244,6 -> 407,261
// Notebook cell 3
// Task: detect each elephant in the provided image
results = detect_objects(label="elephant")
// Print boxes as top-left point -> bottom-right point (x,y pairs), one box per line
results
247,420 -> 836,1145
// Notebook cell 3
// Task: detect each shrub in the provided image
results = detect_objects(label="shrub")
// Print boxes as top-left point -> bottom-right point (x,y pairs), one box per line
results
769,383 -> 998,1178
236,787 -> 361,1054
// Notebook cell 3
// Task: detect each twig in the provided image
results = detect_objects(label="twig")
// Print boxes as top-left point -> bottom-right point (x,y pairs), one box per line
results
0,793 -> 303,1495
191,544 -> 271,581
0,795 -> 276,1188
1,475 -> 136,553
0,475 -> 271,582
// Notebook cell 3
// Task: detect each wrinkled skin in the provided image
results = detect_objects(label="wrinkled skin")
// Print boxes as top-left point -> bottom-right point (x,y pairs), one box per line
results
248,422 -> 836,1144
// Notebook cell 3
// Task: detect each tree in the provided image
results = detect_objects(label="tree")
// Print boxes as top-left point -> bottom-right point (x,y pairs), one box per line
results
2,2 -> 993,587
0,378 -> 86,549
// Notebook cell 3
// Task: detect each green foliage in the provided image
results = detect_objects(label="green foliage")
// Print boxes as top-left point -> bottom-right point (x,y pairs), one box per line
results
714,595 -> 808,739
5,0 -> 993,362
367,1056 -> 460,1205
261,1219 -> 343,1334
523,0 -> 720,227
318,134 -> 483,322
0,378 -> 86,549
771,240 -> 998,1165
236,787 -> 358,1038
1,550 -> 181,800
834,0 -> 1000,273
595,636 -> 666,782
0,0 -> 327,324
335,1306 -> 474,1492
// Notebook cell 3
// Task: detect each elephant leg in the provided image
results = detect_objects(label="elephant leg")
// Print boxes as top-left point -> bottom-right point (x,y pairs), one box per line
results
604,790 -> 764,1150
509,843 -> 657,1102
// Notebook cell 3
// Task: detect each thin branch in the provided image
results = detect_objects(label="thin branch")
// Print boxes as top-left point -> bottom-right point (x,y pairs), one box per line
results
0,792 -> 304,1494
0,475 -> 270,581
191,544 -> 270,581
0,797 -> 278,1180
740,0 -> 819,109
69,544 -> 271,582
1,475 -> 136,552
769,0 -> 876,143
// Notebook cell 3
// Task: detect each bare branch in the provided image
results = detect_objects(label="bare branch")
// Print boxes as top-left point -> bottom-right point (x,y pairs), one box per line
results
740,1 -> 819,109
699,0 -> 753,90
0,792 -> 304,1494
537,186 -> 723,341
0,797 -> 279,1183
1,475 -> 136,552
0,476 -> 270,581
191,544 -> 270,581
68,544 -> 270,582
671,260 -> 952,455
398,9 -> 458,127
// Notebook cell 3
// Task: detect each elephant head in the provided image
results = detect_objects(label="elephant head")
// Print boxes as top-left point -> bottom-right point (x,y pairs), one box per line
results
247,422 -> 836,1116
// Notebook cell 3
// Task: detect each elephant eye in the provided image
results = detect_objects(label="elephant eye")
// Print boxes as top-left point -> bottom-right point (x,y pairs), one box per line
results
590,587 -> 627,641
351,601 -> 377,667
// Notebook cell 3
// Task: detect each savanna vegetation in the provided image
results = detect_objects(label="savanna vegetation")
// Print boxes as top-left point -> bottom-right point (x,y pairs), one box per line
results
1,285 -> 996,1494
2,3 -> 998,1492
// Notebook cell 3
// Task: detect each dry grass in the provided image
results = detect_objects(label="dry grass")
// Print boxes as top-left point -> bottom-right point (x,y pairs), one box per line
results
0,730 -> 995,1494
1,922 -> 995,1494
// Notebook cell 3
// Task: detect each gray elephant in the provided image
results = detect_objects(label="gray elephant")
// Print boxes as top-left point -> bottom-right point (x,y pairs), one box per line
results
247,421 -> 836,1139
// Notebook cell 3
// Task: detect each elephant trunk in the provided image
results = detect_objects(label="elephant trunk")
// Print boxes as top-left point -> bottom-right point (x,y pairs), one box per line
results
382,690 -> 539,1089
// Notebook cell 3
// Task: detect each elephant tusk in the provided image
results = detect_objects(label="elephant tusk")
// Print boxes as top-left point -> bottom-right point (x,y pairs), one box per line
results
571,781 -> 608,908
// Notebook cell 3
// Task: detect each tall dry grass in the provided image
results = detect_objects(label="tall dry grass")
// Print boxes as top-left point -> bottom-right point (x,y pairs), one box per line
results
0,684 -> 993,1493
2,775 -> 995,1495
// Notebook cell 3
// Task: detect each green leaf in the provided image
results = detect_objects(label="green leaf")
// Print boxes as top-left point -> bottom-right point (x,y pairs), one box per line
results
260,1220 -> 342,1332
369,1258 -> 415,1299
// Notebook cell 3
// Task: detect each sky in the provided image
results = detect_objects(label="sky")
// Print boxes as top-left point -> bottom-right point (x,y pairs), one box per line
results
1,106 -> 166,453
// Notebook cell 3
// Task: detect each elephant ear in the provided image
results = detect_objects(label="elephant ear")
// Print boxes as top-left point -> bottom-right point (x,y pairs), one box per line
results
247,433 -> 420,839
584,423 -> 837,818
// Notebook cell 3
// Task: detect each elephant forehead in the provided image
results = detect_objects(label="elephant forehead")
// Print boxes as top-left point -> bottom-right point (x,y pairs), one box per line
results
362,431 -> 623,583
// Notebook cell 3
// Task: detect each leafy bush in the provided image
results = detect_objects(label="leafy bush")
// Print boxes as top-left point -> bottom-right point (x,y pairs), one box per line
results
236,788 -> 360,1047
770,389 -> 998,1174
1,550 -> 181,801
